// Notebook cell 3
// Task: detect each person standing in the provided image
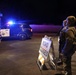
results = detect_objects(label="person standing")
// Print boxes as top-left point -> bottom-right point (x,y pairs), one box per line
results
59,16 -> 76,75
58,20 -> 68,58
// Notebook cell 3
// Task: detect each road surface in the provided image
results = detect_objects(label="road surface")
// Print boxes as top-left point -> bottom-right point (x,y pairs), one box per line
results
0,33 -> 76,75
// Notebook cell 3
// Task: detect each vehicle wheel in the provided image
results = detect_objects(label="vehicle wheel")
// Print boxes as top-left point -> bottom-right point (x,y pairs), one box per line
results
21,34 -> 27,40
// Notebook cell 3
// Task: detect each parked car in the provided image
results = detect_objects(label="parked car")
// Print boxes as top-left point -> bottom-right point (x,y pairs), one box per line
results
17,24 -> 33,40
1,23 -> 33,40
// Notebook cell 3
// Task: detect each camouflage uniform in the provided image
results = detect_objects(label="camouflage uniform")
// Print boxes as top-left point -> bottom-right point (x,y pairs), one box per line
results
60,16 -> 76,75
61,27 -> 76,75
59,26 -> 68,54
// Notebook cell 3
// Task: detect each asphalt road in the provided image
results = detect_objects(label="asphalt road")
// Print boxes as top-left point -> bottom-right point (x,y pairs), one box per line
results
0,33 -> 76,75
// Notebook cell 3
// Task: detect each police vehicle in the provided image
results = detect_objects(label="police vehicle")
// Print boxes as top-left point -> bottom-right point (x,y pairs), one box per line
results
0,21 -> 33,40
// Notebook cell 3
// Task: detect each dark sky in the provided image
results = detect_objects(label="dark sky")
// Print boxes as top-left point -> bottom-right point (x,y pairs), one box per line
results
0,0 -> 76,25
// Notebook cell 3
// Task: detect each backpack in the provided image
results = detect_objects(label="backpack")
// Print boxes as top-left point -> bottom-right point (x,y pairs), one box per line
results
68,28 -> 76,53
62,27 -> 76,56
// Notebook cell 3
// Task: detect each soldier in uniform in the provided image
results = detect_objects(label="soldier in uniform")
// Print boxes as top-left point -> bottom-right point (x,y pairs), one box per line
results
59,16 -> 76,75
58,20 -> 68,58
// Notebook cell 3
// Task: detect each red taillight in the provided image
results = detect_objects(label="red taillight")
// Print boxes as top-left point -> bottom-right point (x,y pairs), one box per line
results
29,28 -> 33,32
30,29 -> 33,32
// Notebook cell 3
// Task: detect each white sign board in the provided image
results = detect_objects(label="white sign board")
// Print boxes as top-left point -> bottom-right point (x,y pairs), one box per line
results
37,35 -> 57,71
0,29 -> 10,37
39,36 -> 52,59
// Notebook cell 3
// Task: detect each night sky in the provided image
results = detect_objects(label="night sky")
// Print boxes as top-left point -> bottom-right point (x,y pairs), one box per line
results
0,0 -> 76,25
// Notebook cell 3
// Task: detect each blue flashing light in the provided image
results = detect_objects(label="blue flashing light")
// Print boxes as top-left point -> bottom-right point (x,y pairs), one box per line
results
6,20 -> 16,27
7,21 -> 15,25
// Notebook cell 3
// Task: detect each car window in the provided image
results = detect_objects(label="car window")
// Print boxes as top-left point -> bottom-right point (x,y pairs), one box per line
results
21,25 -> 30,28
6,24 -> 31,29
